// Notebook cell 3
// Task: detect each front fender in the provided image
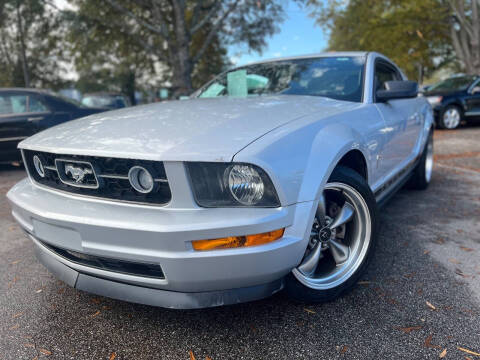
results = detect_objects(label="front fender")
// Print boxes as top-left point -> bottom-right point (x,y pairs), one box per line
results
233,116 -> 371,206
297,123 -> 368,203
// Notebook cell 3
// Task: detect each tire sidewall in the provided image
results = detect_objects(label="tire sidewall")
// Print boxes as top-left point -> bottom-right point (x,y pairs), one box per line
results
440,105 -> 462,129
407,129 -> 433,190
285,166 -> 378,303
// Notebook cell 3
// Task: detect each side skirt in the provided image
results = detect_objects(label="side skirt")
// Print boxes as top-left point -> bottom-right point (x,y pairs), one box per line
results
374,156 -> 420,209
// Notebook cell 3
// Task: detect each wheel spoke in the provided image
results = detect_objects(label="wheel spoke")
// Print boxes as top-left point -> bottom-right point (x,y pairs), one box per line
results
329,202 -> 355,229
330,239 -> 350,265
316,194 -> 327,226
297,242 -> 324,276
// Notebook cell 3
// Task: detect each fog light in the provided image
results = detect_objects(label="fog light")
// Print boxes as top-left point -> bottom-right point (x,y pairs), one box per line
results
226,164 -> 264,205
128,166 -> 154,193
192,228 -> 285,251
33,155 -> 45,178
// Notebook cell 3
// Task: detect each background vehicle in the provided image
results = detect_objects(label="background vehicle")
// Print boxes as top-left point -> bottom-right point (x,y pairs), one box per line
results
81,92 -> 131,110
0,88 -> 107,163
424,75 -> 480,129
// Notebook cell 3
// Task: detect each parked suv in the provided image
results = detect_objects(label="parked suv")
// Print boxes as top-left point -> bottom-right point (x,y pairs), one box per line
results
424,75 -> 480,129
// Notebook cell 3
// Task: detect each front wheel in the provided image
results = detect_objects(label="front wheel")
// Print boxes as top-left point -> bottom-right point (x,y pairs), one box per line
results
285,166 -> 378,303
439,105 -> 462,129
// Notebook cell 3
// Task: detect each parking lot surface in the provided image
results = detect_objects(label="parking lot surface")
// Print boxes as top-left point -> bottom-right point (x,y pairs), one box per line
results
1,127 -> 479,360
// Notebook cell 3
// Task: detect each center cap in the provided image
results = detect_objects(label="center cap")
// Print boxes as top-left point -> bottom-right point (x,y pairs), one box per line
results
319,227 -> 332,242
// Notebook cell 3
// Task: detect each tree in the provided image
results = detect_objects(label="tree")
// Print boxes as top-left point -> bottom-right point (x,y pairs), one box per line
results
307,0 -> 452,82
67,0 -> 232,101
65,0 -> 155,104
449,0 -> 480,74
0,0 -> 66,88
74,0 -> 290,96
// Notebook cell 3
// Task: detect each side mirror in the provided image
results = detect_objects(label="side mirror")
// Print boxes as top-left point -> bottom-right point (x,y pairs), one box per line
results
471,86 -> 480,95
376,80 -> 418,102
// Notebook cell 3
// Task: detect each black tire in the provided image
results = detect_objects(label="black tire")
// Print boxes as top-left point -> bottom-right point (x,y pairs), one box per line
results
284,166 -> 378,303
438,105 -> 462,129
407,130 -> 433,190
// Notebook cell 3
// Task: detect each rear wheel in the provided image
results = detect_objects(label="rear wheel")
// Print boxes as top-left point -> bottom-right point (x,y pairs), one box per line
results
407,130 -> 433,190
439,105 -> 462,129
285,166 -> 378,303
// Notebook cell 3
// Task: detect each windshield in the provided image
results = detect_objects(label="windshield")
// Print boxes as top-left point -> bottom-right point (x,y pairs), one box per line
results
197,56 -> 365,102
429,75 -> 477,92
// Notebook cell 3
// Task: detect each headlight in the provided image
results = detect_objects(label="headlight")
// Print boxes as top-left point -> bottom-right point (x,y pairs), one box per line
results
426,96 -> 443,105
186,162 -> 280,207
227,164 -> 264,205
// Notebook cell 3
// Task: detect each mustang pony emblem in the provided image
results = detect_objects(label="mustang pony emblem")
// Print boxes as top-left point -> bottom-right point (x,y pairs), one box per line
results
64,164 -> 93,183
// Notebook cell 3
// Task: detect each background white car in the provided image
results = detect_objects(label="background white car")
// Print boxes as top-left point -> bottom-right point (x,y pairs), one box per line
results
7,52 -> 433,308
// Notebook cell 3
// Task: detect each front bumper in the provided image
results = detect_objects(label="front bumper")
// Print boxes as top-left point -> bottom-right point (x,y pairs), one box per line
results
8,178 -> 316,308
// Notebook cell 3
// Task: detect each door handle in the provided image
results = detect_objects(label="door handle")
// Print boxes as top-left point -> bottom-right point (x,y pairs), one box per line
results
27,116 -> 43,122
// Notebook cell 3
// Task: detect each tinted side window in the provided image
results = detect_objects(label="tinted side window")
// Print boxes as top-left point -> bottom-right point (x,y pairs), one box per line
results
375,62 -> 400,91
0,95 -> 11,114
0,95 -> 28,114
29,95 -> 49,112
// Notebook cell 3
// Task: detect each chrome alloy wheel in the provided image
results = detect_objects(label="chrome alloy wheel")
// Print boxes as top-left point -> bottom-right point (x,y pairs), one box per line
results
443,108 -> 460,129
425,134 -> 434,183
292,183 -> 372,290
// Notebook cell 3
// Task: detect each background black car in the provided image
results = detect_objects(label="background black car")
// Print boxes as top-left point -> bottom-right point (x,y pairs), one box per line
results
81,92 -> 131,110
424,75 -> 480,129
0,88 -> 107,163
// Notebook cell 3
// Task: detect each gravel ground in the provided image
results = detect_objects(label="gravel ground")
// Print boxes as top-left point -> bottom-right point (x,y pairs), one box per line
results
0,126 -> 479,360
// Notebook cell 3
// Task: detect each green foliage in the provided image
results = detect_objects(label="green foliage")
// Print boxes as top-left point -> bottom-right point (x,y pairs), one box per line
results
0,0 -> 67,89
65,0 -> 298,96
65,0 -> 154,102
307,0 -> 452,81
66,0 -> 232,97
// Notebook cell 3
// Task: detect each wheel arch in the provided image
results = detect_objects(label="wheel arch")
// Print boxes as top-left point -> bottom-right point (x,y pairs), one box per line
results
443,100 -> 465,114
330,149 -> 368,183
296,125 -> 371,205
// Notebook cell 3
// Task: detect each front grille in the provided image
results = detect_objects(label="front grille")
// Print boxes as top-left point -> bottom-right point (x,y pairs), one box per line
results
41,240 -> 165,279
23,150 -> 171,205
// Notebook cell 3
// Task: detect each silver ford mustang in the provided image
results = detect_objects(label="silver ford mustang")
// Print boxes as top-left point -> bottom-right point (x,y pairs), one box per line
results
7,52 -> 434,309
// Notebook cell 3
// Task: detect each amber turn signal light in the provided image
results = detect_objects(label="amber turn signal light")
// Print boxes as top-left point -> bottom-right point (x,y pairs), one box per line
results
192,228 -> 285,251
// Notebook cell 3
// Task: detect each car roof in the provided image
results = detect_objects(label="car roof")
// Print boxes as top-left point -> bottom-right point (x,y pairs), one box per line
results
242,51 -> 370,66
0,88 -> 53,94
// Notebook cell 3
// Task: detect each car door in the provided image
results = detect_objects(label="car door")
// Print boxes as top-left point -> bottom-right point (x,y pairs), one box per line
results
374,60 -> 422,177
27,93 -> 53,130
0,92 -> 52,162
463,78 -> 480,117
0,92 -> 32,162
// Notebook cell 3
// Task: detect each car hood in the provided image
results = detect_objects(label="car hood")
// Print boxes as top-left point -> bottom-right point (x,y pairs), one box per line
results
20,95 -> 358,161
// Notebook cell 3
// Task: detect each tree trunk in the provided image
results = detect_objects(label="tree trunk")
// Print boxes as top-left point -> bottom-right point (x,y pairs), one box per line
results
449,0 -> 480,74
471,0 -> 480,72
170,1 -> 193,98
170,51 -> 193,98
15,2 -> 29,87
121,70 -> 136,105
417,63 -> 424,84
